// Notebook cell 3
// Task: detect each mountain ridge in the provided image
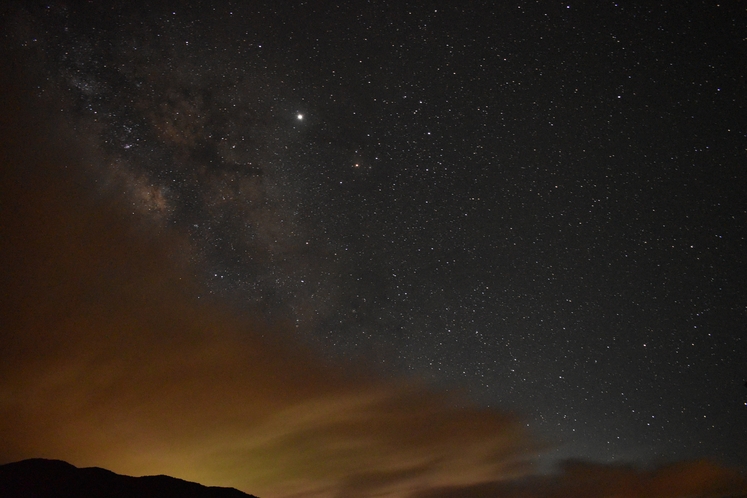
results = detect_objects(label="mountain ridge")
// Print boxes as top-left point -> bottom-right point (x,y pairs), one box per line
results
0,458 -> 259,498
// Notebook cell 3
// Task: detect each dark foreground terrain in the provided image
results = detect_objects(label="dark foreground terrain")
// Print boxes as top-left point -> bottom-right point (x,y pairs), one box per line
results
0,459 -> 258,498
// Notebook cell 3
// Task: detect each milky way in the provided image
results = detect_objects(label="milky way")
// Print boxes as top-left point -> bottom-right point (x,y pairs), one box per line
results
3,0 -> 747,477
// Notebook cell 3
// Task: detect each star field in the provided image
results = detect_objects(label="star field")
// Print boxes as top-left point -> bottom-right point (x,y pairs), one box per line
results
4,0 -> 746,472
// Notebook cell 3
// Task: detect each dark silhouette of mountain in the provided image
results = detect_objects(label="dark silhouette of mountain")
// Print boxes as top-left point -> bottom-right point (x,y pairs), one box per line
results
0,459 -> 259,498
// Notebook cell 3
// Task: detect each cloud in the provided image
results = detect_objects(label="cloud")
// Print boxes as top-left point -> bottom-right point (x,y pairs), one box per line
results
0,65 -> 536,498
411,460 -> 747,498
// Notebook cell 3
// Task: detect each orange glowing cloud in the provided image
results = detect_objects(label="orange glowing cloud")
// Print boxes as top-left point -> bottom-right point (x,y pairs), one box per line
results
0,70 -> 536,498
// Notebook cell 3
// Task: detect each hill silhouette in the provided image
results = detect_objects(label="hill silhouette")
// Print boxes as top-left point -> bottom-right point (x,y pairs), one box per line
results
0,459 -> 258,498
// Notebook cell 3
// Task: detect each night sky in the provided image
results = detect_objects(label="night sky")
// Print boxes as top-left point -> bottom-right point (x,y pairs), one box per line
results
1,2 -> 746,497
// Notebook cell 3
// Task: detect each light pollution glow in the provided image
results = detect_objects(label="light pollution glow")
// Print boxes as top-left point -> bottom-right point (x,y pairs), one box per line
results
1,64 -> 745,498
